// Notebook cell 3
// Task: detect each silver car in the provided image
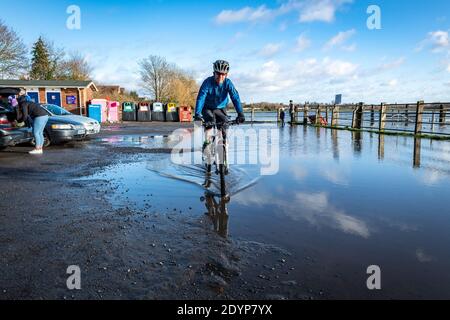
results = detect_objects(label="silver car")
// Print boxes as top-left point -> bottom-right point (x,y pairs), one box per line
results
41,104 -> 101,135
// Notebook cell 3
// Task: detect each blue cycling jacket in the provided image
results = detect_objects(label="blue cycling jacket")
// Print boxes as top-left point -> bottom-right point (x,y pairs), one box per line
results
195,76 -> 243,116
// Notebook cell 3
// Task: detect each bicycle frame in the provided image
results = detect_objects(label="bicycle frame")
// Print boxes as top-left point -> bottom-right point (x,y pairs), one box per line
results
201,117 -> 239,197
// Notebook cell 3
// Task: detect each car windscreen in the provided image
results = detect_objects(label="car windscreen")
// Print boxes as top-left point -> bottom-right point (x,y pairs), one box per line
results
43,104 -> 72,116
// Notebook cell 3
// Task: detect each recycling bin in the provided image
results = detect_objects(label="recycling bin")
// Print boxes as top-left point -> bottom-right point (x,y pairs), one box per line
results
91,99 -> 108,119
179,106 -> 192,122
151,102 -> 166,122
122,102 -> 137,121
137,102 -> 152,122
88,104 -> 102,123
91,99 -> 109,123
108,101 -> 119,122
165,103 -> 179,122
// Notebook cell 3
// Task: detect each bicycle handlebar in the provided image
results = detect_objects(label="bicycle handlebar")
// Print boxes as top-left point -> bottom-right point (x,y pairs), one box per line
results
198,118 -> 241,128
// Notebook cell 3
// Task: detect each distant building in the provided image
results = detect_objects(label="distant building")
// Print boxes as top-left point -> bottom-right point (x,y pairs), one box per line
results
0,79 -> 98,116
335,94 -> 342,105
97,85 -> 125,96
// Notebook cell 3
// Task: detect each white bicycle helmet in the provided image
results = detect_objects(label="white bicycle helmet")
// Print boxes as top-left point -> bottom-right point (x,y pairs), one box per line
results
213,60 -> 230,74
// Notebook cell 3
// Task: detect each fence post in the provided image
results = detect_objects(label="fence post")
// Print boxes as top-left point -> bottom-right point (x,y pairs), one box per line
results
415,100 -> 424,135
405,104 -> 409,126
331,104 -> 339,126
379,103 -> 387,131
277,108 -> 281,123
439,104 -> 446,125
251,108 -> 255,123
303,103 -> 309,124
431,111 -> 435,132
370,105 -> 375,125
352,102 -> 363,129
325,106 -> 329,124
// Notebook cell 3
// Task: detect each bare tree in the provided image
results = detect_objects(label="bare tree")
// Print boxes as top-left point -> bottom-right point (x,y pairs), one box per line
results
0,20 -> 28,79
139,55 -> 174,102
57,52 -> 92,80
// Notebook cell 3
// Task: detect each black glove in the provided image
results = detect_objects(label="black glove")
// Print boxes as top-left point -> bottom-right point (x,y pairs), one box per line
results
194,114 -> 203,122
236,112 -> 245,124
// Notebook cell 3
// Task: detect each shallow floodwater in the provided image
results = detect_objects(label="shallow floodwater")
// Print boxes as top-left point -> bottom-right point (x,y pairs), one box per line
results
89,124 -> 450,299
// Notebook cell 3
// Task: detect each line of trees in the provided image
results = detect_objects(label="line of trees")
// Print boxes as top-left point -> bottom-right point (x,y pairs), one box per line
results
0,20 -> 92,81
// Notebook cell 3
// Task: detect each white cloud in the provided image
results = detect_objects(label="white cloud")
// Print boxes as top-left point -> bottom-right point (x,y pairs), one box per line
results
325,29 -> 356,50
294,33 -> 311,52
417,30 -> 449,53
296,57 -> 358,78
259,43 -> 283,57
215,0 -> 353,25
299,0 -> 353,23
234,60 -> 297,95
378,57 -> 405,71
388,79 -> 398,87
429,30 -> 449,50
215,5 -> 278,24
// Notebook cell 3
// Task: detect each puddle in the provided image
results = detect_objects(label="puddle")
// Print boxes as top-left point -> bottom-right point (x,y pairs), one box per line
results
98,134 -> 181,149
85,124 -> 450,298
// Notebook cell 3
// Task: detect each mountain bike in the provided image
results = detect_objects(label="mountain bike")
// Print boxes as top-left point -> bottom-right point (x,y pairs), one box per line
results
199,117 -> 239,197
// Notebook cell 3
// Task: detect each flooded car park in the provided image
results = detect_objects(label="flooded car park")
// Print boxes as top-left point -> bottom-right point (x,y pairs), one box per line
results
3,122 -> 448,299
88,124 -> 450,299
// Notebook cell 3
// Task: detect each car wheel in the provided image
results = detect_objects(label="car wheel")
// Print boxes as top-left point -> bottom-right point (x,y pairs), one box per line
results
31,131 -> 51,148
43,131 -> 51,147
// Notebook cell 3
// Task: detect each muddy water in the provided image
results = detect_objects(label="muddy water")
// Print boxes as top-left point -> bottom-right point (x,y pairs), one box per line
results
90,124 -> 450,299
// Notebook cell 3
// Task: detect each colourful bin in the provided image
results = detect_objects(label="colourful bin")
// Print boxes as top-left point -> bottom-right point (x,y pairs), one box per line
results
91,99 -> 108,123
151,102 -> 165,122
122,102 -> 137,121
137,102 -> 151,122
165,103 -> 179,122
88,104 -> 102,123
108,101 -> 119,122
179,106 -> 192,122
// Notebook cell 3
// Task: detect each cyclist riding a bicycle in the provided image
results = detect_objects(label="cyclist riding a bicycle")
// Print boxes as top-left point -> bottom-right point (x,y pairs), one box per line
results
194,60 -> 245,130
194,60 -> 245,178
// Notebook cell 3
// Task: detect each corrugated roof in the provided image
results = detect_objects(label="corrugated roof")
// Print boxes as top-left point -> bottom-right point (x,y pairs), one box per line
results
0,79 -> 97,90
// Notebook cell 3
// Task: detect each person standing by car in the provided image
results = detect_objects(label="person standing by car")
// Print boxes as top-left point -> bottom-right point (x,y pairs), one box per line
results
16,95 -> 49,154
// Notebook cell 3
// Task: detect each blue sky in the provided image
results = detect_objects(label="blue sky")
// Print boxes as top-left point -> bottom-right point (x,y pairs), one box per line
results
1,0 -> 450,103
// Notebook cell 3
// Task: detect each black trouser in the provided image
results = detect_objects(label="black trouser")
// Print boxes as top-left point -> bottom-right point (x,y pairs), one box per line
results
202,108 -> 229,139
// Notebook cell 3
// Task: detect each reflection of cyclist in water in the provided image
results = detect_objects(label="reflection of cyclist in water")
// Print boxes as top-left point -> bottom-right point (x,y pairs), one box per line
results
201,190 -> 230,239
194,60 -> 246,174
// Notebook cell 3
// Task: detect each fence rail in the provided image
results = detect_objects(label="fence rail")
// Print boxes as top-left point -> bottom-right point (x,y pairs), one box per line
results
272,101 -> 450,139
